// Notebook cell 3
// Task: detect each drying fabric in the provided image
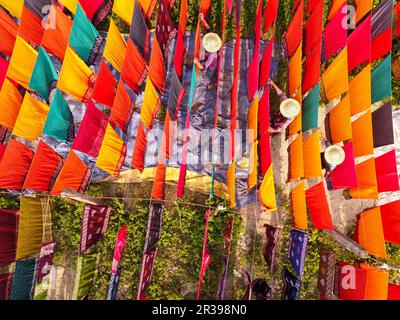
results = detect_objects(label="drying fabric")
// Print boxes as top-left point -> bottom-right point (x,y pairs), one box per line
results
328,0 -> 346,20
137,248 -> 158,300
167,69 -> 185,121
201,0 -> 211,16
227,162 -> 236,209
0,273 -> 13,300
41,5 -> 72,61
23,141 -> 63,192
323,4 -> 347,61
80,204 -> 111,254
388,284 -> 400,300
288,44 -> 302,96
148,37 -> 166,93
173,0 -> 188,79
73,253 -> 99,300
361,263 -> 389,300
72,101 -> 109,158
43,89 -> 73,142
338,262 -> 367,300
0,55 -> 8,91
285,0 -> 303,58
303,0 -> 323,55
282,268 -> 301,300
131,121 -> 147,171
259,38 -> 274,90
305,182 -> 334,230
24,0 -> 52,18
349,158 -> 378,199
50,150 -> 91,196
11,258 -> 37,300
59,0 -> 78,13
155,0 -> 177,58
0,0 -> 23,18
289,134 -> 304,180
57,46 -> 94,102
103,20 -> 127,73
0,209 -> 18,267
140,79 -> 161,129
0,79 -> 23,131
197,209 -> 211,300
380,200 -> 400,245
351,110 -> 374,157
0,144 -> 5,162
355,0 -> 372,22
322,48 -> 348,101
349,64 -> 371,116
36,242 -> 56,281
372,102 -> 395,147
79,0 -> 112,28
264,0 -> 278,32
18,6 -> 44,47
259,166 -> 277,212
112,0 -> 134,25
289,230 -> 308,278
396,2 -> 400,37
16,197 -> 47,260
111,226 -> 127,274
143,204 -> 164,253
6,36 -> 38,88
371,0 -> 394,39
302,83 -> 320,132
347,15 -> 371,73
303,38 -> 322,94
263,225 -> 278,273
130,0 -> 151,58
107,266 -> 122,300
12,92 -> 50,142
0,7 -> 17,56
291,181 -> 308,230
92,60 -> 117,108
303,130 -> 322,178
330,142 -> 358,189
248,96 -> 258,189
111,81 -> 134,132
371,28 -> 392,62
29,47 -> 58,103
96,124 -> 127,176
375,150 -> 400,193
317,249 -> 336,297
329,95 -> 352,143
0,139 -> 33,190
371,54 -> 392,104
259,93 -> 272,176
122,39 -> 148,94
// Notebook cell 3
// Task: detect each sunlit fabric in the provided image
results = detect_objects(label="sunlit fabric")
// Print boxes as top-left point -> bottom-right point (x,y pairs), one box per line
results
371,0 -> 394,38
285,1 -> 303,58
16,197 -> 47,260
329,94 -> 352,144
388,284 -> 400,300
330,142 -> 357,189
259,92 -> 272,175
322,47 -> 348,101
323,4 -> 347,61
130,0 -> 151,58
381,200 -> 400,245
291,181 -> 308,230
303,40 -> 321,93
131,121 -> 147,172
29,47 -> 58,102
396,2 -> 400,37
303,130 -> 322,178
355,0 -> 372,23
122,39 -> 148,94
18,6 -> 44,47
288,44 -> 302,95
371,28 -> 392,62
41,5 -> 73,61
43,89 -> 72,142
72,101 -> 109,158
12,92 -> 50,142
372,102 -> 394,147
111,81 -> 134,132
73,253 -> 99,300
375,150 -> 400,193
57,46 -> 94,102
288,91 -> 302,135
103,20 -> 127,73
355,207 -> 387,259
112,0 -> 134,25
317,249 -> 336,297
92,60 -> 117,108
305,182 -> 334,230
0,273 -> 13,300
37,242 -> 56,281
289,230 -> 308,277
0,7 -> 18,56
337,262 -> 367,300
0,55 -> 7,87
167,69 -> 185,121
69,4 -> 101,65
227,162 -> 236,208
349,158 -> 378,199
11,258 -> 37,300
349,64 -> 371,116
59,0 -> 78,13
259,166 -> 277,212
303,0 -> 323,55
347,15 -> 371,73
371,54 -> 392,104
289,134 -> 304,181
0,144 -> 5,162
360,263 -> 389,300
260,39 -> 274,90
50,150 -> 91,196
6,36 -> 38,88
96,124 -> 127,176
302,84 -> 319,132
351,110 -> 373,158
0,0 -> 23,19
248,96 -> 258,189
0,79 -> 23,130
155,0 -> 177,57
174,0 -> 189,79
152,163 -> 167,201
79,0 -> 112,27
328,0 -> 346,20
149,38 -> 166,93
23,141 -> 63,192
140,79 -> 161,129
0,209 -> 18,267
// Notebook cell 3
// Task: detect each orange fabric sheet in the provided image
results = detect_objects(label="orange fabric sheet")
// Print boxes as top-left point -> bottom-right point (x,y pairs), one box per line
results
111,81 -> 134,132
349,158 -> 378,199
288,90 -> 303,135
18,6 -> 44,47
288,43 -> 302,96
351,110 -> 374,157
227,161 -> 236,209
329,94 -> 352,143
360,263 -> 389,300
131,121 -> 147,172
289,134 -> 304,181
248,96 -> 258,190
291,181 -> 308,230
322,47 -> 348,101
349,64 -> 371,116
303,130 -> 322,178
0,79 -> 23,130
0,7 -> 18,56
355,0 -> 372,23
148,37 -> 166,93
140,79 -> 161,129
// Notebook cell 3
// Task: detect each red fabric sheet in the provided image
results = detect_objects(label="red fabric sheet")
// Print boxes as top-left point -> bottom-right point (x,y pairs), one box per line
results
111,81 -> 133,133
330,143 -> 358,189
304,0 -> 323,56
375,150 -> 400,193
396,2 -> 400,37
0,56 -> 9,91
259,91 -> 271,177
18,6 -> 45,47
92,60 -> 117,108
0,144 -> 5,162
122,39 -> 148,94
371,28 -> 392,63
323,3 -> 347,61
348,15 -> 371,72
264,0 -> 278,32
131,121 -> 147,172
259,37 -> 274,90
148,37 -> 166,94
0,273 -> 13,300
381,200 -> 400,245
23,140 -> 63,192
0,209 -> 18,267
0,7 -> 18,57
388,284 -> 400,300
338,262 -> 367,300
303,42 -> 322,93
305,182 -> 334,230
307,0 -> 322,16
286,0 -> 304,58
0,139 -> 33,191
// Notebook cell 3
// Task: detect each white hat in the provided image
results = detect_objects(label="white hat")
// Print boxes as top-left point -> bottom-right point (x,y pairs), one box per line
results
280,98 -> 301,119
203,33 -> 222,53
324,145 -> 346,166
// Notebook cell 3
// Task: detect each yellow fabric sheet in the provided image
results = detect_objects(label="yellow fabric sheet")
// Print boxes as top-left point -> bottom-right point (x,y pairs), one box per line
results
322,47 -> 348,101
12,92 -> 50,141
0,79 -> 23,130
288,90 -> 302,135
289,134 -> 304,181
360,263 -> 389,300
291,181 -> 308,230
140,79 -> 160,129
59,0 -> 78,14
248,96 -> 259,190
329,94 -> 352,143
16,197 -> 47,260
355,0 -> 372,23
259,165 -> 277,212
103,20 -> 127,73
351,110 -> 373,157
113,0 -> 135,25
349,158 -> 378,199
6,36 -> 38,88
96,124 -> 125,176
288,43 -> 302,96
303,130 -> 322,178
227,161 -> 236,209
349,64 -> 371,116
357,207 -> 387,259
0,0 -> 23,18
57,46 -> 94,101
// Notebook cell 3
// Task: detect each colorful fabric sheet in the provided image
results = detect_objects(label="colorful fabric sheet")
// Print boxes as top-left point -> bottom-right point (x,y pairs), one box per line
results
259,166 -> 277,212
263,224 -> 279,273
140,79 -> 161,129
0,273 -> 13,300
0,79 -> 23,131
130,0 -> 150,58
338,262 -> 367,300
92,60 -> 117,108
122,39 -> 148,94
79,0 -> 112,28
0,0 -> 23,19
351,110 -> 373,158
148,37 -> 166,93
11,258 -> 37,300
355,0 -> 372,23
143,204 -> 164,254
303,43 -> 322,93
323,4 -> 347,61
111,226 -> 127,274
361,263 -> 389,300
285,0 -> 304,58
371,54 -> 392,104
349,64 -> 371,116
305,182 -> 334,230
289,134 -> 304,180
103,20 -> 127,73
372,102 -> 394,147
329,95 -> 352,144
304,0 -> 323,56
291,181 -> 308,230
73,253 -> 99,300
289,230 -> 308,277
302,84 -> 320,132
303,130 -> 322,178
347,15 -> 371,73
317,249 -> 336,297
282,268 -> 301,300
322,47 -> 348,101
330,142 -> 357,189
381,200 -> 400,245
0,7 -> 18,57
0,209 -> 18,266
107,266 -> 122,300
37,242 -> 56,281
349,158 -> 378,199
137,247 -> 158,300
375,150 -> 400,193
111,81 -> 134,132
